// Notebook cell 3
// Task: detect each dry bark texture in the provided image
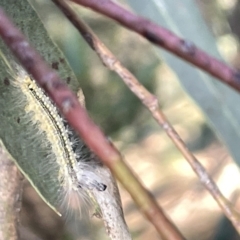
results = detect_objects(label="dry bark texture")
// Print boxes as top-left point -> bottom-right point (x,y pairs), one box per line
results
0,145 -> 22,240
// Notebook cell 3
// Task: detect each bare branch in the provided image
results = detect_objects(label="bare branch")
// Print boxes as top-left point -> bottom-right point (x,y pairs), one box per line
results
69,0 -> 240,93
51,0 -> 240,234
0,8 -> 185,240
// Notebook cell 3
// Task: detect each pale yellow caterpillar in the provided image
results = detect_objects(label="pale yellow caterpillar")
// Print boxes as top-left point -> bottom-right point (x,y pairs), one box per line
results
0,1 -> 131,238
0,57 -> 131,239
0,59 -> 106,216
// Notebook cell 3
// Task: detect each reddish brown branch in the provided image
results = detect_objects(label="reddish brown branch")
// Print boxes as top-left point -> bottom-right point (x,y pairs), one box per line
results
69,0 -> 240,93
0,8 -> 185,240
51,0 -> 240,234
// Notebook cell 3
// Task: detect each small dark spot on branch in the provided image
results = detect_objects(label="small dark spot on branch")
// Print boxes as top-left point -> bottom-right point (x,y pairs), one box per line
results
106,224 -> 112,235
66,77 -> 71,84
17,117 -> 20,123
144,30 -> 165,45
233,70 -> 240,84
179,39 -> 196,56
59,58 -> 65,63
83,33 -> 95,50
51,62 -> 59,70
4,77 -> 10,86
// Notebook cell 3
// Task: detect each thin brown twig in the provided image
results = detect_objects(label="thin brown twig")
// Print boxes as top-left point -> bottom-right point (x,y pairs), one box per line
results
69,0 -> 240,93
0,8 -> 185,240
52,0 -> 240,234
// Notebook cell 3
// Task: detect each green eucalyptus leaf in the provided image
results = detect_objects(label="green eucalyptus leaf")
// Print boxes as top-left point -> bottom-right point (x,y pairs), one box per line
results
125,0 -> 240,166
0,0 -> 82,214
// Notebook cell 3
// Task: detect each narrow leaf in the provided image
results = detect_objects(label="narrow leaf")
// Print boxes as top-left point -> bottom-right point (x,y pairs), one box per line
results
126,0 -> 240,166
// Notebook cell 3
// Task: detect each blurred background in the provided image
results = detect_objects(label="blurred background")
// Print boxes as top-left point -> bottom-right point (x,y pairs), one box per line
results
19,0 -> 240,239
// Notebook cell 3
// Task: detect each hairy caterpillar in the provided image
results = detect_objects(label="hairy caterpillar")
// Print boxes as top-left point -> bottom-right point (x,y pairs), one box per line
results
0,59 -> 107,215
0,58 -> 131,239
0,1 -> 131,238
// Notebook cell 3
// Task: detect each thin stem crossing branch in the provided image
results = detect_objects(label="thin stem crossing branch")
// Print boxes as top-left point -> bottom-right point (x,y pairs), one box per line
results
53,0 -> 240,234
